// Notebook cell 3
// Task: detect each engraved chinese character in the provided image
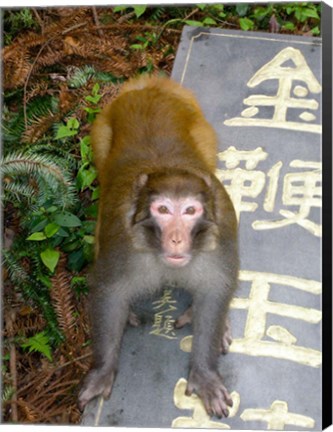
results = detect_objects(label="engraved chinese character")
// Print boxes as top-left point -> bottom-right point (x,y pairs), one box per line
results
224,47 -> 322,133
152,288 -> 178,310
172,378 -> 240,429
216,146 -> 268,220
150,288 -> 178,339
241,400 -> 315,430
253,161 -> 322,237
180,271 -> 322,367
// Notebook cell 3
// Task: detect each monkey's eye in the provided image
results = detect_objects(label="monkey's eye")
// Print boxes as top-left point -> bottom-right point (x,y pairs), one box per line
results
184,206 -> 196,215
158,205 -> 170,214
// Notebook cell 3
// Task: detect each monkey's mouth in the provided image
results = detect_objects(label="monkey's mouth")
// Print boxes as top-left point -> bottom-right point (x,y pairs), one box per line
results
164,254 -> 191,267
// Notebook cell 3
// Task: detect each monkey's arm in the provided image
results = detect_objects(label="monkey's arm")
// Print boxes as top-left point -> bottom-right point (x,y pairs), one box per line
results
78,281 -> 130,409
186,266 -> 235,418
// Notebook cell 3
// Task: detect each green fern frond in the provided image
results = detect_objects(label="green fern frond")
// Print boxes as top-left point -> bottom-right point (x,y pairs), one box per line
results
1,105 -> 26,145
94,71 -> 124,84
150,6 -> 166,21
2,385 -> 15,403
2,249 -> 29,285
2,180 -> 35,202
1,151 -> 78,210
2,95 -> 58,147
21,331 -> 53,361
3,247 -> 64,345
68,65 -> 97,88
26,95 -> 58,121
25,144 -> 78,171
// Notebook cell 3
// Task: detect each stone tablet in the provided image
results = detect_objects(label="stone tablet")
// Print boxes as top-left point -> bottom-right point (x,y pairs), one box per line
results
81,27 -> 322,429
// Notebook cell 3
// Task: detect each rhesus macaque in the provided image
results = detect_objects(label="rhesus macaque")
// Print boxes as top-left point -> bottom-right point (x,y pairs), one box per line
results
78,75 -> 239,418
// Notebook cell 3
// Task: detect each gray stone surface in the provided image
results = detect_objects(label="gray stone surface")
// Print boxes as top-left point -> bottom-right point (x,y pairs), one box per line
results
81,28 -> 322,429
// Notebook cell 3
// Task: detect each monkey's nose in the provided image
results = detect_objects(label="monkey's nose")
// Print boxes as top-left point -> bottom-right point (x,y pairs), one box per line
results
171,238 -> 182,244
170,230 -> 183,244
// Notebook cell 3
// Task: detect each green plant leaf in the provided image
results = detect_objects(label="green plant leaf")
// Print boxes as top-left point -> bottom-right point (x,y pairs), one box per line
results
55,125 -> 77,139
130,43 -> 145,50
21,331 -> 53,361
283,21 -> 296,30
311,26 -> 320,35
236,3 -> 249,17
56,227 -> 70,237
27,232 -> 47,241
253,6 -> 271,19
135,35 -> 147,42
91,187 -> 100,201
55,118 -> 79,139
83,235 -> 95,244
68,249 -> 86,271
76,166 -> 97,191
31,219 -> 48,233
40,248 -> 60,273
67,118 -> 80,129
53,211 -> 82,227
44,222 -> 60,238
85,94 -> 102,104
239,17 -> 254,31
133,5 -> 147,18
113,5 -> 127,12
79,136 -> 92,162
302,7 -> 319,19
184,20 -> 205,27
203,17 -> 217,25
37,273 -> 52,288
92,82 -> 100,95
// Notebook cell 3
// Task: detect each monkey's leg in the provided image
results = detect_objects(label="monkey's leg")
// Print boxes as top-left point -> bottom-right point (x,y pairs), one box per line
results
186,293 -> 233,418
175,306 -> 232,354
78,289 -> 129,409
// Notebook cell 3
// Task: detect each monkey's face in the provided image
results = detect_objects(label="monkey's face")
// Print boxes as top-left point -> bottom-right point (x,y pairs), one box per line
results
131,170 -> 220,267
149,195 -> 204,267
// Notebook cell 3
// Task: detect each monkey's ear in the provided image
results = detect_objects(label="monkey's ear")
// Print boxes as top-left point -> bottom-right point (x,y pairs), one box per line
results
131,173 -> 150,225
186,168 -> 212,189
201,172 -> 212,188
132,173 -> 149,198
136,173 -> 149,189
211,175 -> 238,233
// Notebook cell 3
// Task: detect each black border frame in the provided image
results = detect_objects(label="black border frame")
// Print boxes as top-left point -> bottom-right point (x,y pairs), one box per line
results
322,2 -> 332,430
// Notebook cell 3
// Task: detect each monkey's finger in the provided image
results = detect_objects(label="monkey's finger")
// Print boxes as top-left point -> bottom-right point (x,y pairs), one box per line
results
210,397 -> 230,418
174,306 -> 193,329
185,381 -> 195,396
222,389 -> 233,407
128,310 -> 141,327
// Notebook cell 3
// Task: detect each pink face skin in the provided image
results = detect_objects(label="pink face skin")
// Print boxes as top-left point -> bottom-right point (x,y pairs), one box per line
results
150,196 -> 204,267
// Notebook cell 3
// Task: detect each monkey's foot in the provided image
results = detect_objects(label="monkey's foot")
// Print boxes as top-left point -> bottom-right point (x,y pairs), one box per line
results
174,306 -> 193,328
128,310 -> 141,327
78,368 -> 116,410
186,367 -> 233,418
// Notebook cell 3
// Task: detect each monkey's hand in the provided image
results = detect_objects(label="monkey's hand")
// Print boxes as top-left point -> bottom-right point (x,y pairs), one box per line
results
186,367 -> 233,418
78,368 -> 116,410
